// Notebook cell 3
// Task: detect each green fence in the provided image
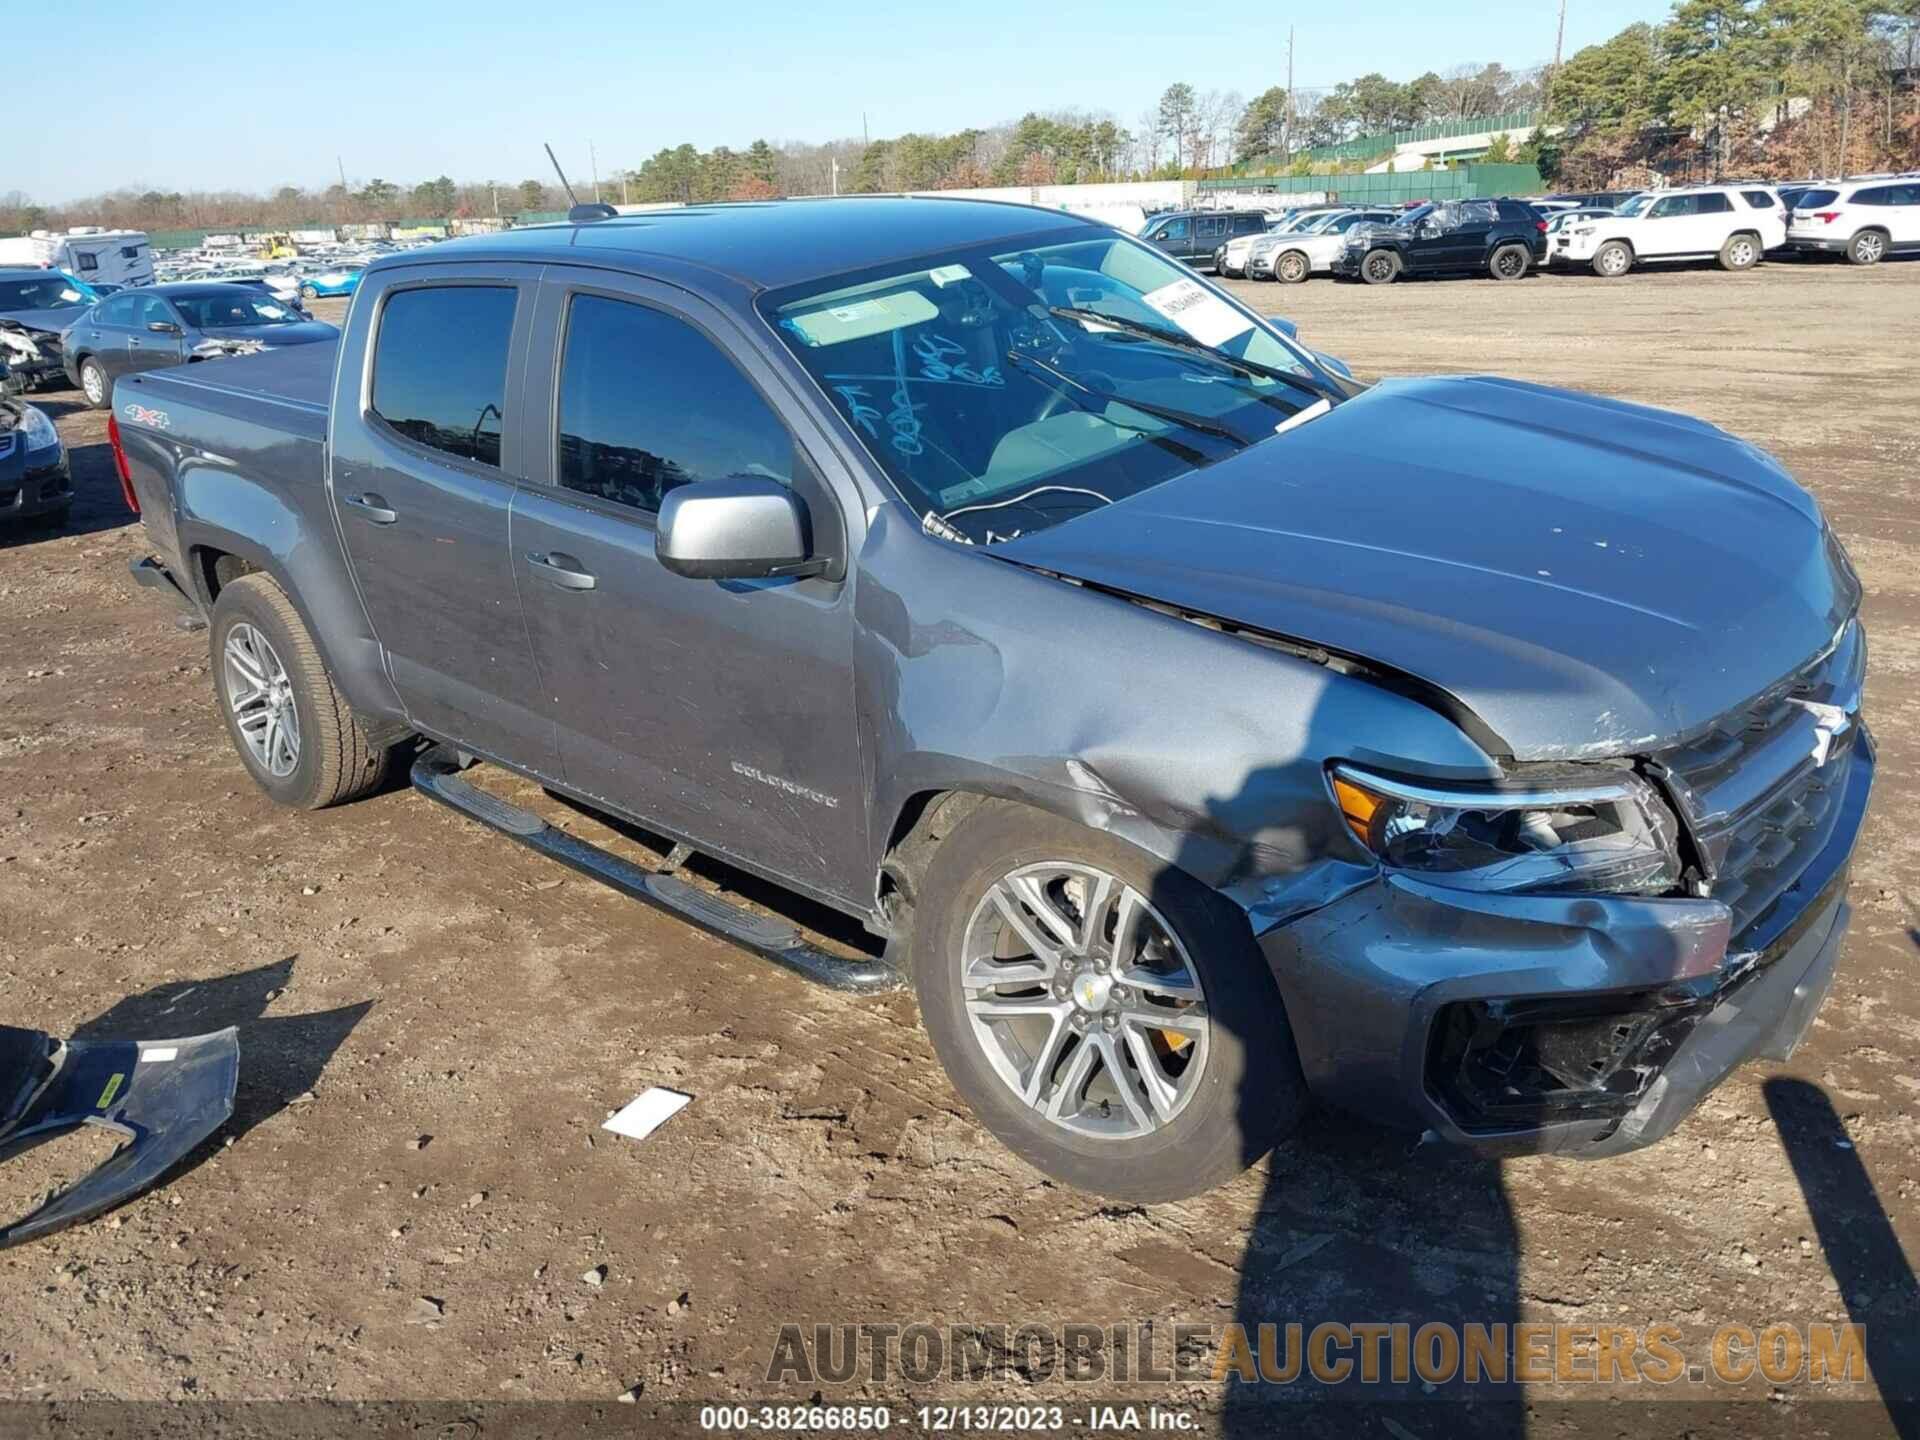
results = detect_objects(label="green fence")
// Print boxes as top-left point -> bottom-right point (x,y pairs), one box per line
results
1197,164 -> 1543,203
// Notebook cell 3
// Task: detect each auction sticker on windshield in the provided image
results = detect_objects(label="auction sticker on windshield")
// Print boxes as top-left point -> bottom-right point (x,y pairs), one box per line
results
1140,277 -> 1254,349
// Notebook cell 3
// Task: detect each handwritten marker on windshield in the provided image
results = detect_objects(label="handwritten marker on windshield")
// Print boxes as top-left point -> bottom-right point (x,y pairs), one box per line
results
603,1088 -> 692,1142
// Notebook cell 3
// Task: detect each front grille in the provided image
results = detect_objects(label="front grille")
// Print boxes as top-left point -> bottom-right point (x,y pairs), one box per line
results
1658,623 -> 1864,946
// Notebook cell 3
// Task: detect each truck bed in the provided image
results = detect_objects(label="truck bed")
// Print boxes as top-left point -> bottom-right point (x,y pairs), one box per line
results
125,340 -> 334,446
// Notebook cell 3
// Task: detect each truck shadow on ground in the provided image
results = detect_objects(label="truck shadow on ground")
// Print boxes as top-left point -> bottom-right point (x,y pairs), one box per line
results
1765,1077 -> 1919,1439
72,954 -> 370,1157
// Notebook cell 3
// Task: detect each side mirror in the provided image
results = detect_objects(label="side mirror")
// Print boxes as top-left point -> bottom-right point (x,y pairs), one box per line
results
147,321 -> 180,334
655,476 -> 824,581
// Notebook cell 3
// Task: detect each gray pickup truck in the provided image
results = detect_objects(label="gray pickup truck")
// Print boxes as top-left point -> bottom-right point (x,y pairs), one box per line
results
111,199 -> 1872,1201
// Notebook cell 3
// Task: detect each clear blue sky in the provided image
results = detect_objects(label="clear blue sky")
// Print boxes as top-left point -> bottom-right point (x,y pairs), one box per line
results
18,0 -> 1676,203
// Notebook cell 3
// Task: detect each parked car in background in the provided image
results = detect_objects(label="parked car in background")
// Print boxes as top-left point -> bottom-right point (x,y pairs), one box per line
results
63,282 -> 338,409
1786,179 -> 1920,265
1252,209 -> 1402,282
0,393 -> 72,525
298,266 -> 366,300
109,197 -> 1873,1201
1544,206 -> 1617,238
0,268 -> 101,391
1553,185 -> 1786,277
1332,198 -> 1548,284
1141,210 -> 1269,269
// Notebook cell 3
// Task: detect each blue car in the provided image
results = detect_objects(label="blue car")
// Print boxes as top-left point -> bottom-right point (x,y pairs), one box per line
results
296,267 -> 364,301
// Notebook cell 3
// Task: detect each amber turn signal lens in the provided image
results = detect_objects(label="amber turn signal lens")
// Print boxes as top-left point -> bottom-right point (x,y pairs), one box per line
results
1331,775 -> 1382,846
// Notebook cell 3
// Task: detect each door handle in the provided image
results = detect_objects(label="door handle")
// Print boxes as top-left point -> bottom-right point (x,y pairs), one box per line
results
342,492 -> 398,524
127,339 -> 143,349
527,551 -> 596,591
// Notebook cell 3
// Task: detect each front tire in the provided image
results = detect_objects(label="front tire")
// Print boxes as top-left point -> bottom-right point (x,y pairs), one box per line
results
1718,232 -> 1761,271
300,283 -> 319,300
1361,249 -> 1400,285
1276,250 -> 1310,284
909,801 -> 1307,1202
1592,240 -> 1634,278
209,573 -> 392,809
1489,243 -> 1531,281
1848,230 -> 1888,266
79,357 -> 108,410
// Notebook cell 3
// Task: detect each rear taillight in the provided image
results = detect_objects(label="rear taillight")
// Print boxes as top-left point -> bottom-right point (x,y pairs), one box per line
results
106,412 -> 139,515
1816,211 -> 1841,224
1536,220 -> 1549,232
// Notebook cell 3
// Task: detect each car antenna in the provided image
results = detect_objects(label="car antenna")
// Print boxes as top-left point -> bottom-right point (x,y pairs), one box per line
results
545,143 -> 616,223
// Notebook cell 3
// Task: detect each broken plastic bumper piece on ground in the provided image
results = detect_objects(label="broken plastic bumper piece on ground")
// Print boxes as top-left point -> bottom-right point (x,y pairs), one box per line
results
0,1024 -> 239,1248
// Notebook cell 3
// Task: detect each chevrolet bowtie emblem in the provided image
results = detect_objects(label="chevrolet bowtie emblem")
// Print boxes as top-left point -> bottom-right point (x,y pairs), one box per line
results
1786,699 -> 1852,768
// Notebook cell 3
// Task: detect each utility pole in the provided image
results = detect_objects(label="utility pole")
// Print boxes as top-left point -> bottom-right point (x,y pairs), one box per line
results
1545,0 -> 1568,111
1285,26 -> 1296,165
589,141 -> 600,202
831,156 -> 840,195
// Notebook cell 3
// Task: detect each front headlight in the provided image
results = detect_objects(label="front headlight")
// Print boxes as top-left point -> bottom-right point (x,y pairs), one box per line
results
18,403 -> 60,453
1571,226 -> 1596,237
1329,764 -> 1681,896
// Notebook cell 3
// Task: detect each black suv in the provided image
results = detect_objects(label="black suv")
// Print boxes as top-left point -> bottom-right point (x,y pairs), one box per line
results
1140,208 -> 1270,269
1331,198 -> 1548,284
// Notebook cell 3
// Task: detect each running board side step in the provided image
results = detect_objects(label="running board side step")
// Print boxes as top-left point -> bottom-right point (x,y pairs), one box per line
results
411,747 -> 903,994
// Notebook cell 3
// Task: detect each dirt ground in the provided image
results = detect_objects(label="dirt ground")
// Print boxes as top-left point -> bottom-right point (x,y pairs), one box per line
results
2,261 -> 1916,1436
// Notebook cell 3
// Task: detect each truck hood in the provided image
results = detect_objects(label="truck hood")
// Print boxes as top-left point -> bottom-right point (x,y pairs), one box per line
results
992,375 -> 1857,760
0,308 -> 85,336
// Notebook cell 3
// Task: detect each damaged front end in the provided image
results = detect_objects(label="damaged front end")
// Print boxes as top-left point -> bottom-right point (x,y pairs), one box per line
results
1266,623 -> 1873,1158
0,321 -> 66,393
0,1024 -> 239,1247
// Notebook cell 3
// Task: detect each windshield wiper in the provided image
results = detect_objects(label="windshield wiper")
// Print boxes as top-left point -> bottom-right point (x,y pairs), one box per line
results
1048,306 -> 1343,402
1004,348 -> 1247,447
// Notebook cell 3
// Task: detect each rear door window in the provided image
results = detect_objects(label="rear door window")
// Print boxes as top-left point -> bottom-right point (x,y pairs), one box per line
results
1696,193 -> 1732,214
369,285 -> 518,468
1741,190 -> 1778,209
96,294 -> 138,326
1853,186 -> 1896,207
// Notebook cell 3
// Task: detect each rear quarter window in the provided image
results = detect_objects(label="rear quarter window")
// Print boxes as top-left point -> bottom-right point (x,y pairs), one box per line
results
369,285 -> 518,468
1741,190 -> 1778,209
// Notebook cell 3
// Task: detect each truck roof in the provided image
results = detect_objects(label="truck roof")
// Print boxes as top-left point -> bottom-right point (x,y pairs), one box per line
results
385,197 -> 1097,292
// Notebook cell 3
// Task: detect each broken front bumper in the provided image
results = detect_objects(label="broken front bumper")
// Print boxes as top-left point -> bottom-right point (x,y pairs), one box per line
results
1259,730 -> 1873,1157
0,1025 -> 239,1246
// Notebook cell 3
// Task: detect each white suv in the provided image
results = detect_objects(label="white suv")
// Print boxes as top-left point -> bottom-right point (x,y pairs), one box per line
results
1554,185 -> 1787,277
1786,178 -> 1920,265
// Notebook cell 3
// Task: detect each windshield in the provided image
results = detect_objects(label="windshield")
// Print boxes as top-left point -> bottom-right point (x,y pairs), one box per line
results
174,291 -> 301,328
1615,194 -> 1653,217
0,276 -> 91,313
764,232 -> 1332,545
1795,189 -> 1839,209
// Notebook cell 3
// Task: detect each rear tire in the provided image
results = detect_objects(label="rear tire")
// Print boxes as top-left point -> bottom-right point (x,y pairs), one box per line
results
79,357 -> 108,410
1848,230 -> 1888,266
300,283 -> 319,300
1592,240 -> 1634,279
909,800 -> 1307,1202
1361,249 -> 1400,285
209,573 -> 393,810
1276,251 -> 1310,284
1489,243 -> 1531,281
1718,232 -> 1761,271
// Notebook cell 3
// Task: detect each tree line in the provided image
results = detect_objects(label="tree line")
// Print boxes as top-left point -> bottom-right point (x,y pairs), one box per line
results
6,0 -> 1913,239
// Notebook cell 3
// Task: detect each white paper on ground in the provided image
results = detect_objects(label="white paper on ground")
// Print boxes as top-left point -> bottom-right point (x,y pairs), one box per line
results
603,1087 -> 692,1141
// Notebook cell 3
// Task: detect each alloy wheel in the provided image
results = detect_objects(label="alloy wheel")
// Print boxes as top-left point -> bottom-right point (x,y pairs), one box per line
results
1856,233 -> 1885,263
1496,249 -> 1526,278
81,362 -> 104,406
223,623 -> 301,777
1730,239 -> 1756,268
1281,254 -> 1307,282
959,862 -> 1210,1140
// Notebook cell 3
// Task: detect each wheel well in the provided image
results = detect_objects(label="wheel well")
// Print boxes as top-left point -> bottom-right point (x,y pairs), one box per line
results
877,789 -> 986,923
191,547 -> 262,606
1853,225 -> 1891,240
